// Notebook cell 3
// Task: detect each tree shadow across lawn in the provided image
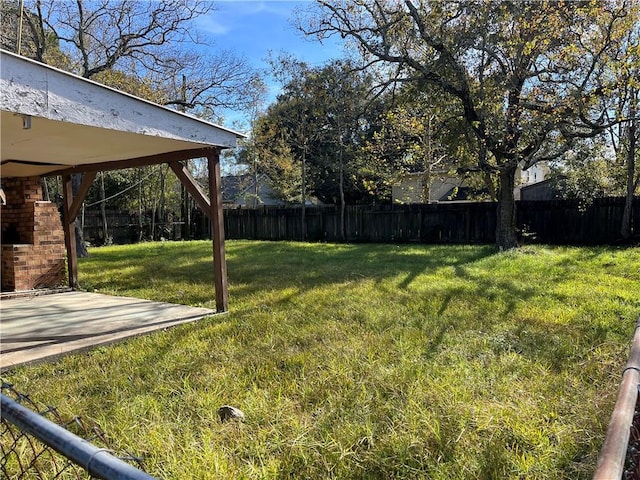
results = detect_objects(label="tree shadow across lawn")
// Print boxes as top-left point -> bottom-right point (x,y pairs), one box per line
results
435,248 -> 637,372
80,241 -> 502,321
228,242 -> 505,359
80,241 -> 636,371
79,241 -> 221,300
226,241 -> 498,300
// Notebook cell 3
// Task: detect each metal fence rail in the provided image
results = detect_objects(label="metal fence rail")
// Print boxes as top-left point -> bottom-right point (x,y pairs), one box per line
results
594,317 -> 640,480
1,382 -> 155,479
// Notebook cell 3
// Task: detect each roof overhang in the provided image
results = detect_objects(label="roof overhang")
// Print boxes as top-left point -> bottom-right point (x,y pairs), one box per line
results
0,49 -> 245,178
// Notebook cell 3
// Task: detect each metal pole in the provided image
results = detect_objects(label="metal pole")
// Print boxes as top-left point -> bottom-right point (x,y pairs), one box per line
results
1,394 -> 156,480
593,317 -> 640,479
17,0 -> 24,55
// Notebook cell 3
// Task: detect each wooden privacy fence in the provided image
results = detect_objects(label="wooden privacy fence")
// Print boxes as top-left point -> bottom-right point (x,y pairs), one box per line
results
224,202 -> 496,243
518,197 -> 639,245
81,197 -> 638,245
82,210 -> 184,245
223,197 -> 639,245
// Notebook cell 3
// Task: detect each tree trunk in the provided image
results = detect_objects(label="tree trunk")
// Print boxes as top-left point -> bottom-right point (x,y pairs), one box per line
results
180,161 -> 192,240
185,196 -> 191,239
138,170 -> 144,242
301,148 -> 307,241
72,174 -> 89,257
159,166 -> 166,238
495,164 -> 519,250
422,168 -> 432,204
254,156 -> 259,209
621,88 -> 637,241
99,172 -> 109,245
151,200 -> 157,241
339,150 -> 346,241
41,178 -> 50,201
180,182 -> 187,240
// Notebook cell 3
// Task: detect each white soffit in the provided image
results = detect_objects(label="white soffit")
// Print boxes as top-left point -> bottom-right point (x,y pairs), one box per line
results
0,49 -> 244,177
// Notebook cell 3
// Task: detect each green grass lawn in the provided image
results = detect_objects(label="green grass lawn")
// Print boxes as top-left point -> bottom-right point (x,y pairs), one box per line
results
4,241 -> 640,479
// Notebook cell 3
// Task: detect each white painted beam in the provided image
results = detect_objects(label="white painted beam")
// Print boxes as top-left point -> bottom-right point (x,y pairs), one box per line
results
0,49 -> 242,148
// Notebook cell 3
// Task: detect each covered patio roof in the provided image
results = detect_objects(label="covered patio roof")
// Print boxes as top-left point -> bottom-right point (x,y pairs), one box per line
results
1,49 -> 243,177
1,49 -> 242,311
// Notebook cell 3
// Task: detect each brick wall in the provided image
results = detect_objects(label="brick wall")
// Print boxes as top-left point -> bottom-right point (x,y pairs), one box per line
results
1,177 -> 67,291
1,176 -> 40,244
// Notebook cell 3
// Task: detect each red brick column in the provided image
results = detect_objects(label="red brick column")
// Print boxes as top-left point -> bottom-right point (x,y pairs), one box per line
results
1,177 -> 67,291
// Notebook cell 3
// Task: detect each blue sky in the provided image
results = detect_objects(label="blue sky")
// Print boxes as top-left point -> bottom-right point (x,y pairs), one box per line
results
200,1 -> 340,68
196,1 -> 346,129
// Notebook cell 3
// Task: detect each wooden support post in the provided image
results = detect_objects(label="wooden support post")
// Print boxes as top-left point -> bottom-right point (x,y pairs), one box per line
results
208,150 -> 228,312
61,173 -> 96,289
169,157 -> 228,311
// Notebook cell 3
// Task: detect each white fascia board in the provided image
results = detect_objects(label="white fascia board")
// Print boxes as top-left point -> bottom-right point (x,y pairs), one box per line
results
0,50 -> 245,149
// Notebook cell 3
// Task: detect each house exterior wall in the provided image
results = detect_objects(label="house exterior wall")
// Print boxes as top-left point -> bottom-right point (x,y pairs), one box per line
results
520,162 -> 551,186
0,176 -> 66,291
515,162 -> 551,200
395,162 -> 551,204
392,173 -> 464,204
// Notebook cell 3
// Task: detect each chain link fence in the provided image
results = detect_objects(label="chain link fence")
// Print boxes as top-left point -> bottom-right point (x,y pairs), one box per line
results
1,381 -> 152,479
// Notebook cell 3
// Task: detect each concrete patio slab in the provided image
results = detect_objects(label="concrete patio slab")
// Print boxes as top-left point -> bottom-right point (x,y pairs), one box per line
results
0,291 -> 217,371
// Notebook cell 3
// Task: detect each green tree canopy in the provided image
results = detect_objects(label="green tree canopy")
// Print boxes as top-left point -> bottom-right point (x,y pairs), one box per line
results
302,0 -> 640,248
249,59 -> 388,206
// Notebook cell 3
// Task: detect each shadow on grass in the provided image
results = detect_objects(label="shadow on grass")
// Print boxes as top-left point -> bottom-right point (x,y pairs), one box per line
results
228,241 -> 497,294
78,240 -> 637,375
80,241 -> 498,304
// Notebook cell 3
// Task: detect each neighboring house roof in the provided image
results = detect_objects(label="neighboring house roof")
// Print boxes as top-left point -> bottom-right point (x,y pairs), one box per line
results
520,178 -> 560,201
222,174 -> 257,204
221,174 -> 284,206
0,49 -> 244,178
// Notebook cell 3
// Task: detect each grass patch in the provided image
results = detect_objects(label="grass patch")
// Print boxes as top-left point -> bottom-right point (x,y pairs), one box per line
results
4,241 -> 640,479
